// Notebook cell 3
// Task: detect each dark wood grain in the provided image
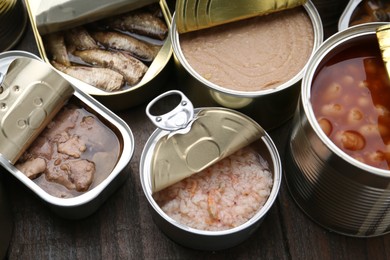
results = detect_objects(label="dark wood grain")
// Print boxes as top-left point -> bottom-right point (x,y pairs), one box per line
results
4,0 -> 390,259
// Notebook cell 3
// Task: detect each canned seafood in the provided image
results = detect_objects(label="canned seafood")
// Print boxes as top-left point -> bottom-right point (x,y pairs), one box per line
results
285,23 -> 390,237
0,0 -> 27,51
140,90 -> 282,250
171,0 -> 323,130
25,0 -> 173,111
339,0 -> 390,31
0,52 -> 134,219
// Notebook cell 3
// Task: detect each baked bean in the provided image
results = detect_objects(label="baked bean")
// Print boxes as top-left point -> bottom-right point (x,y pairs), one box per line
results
347,108 -> 363,124
338,130 -> 365,151
317,118 -> 332,136
359,124 -> 380,137
342,75 -> 354,85
324,82 -> 342,100
321,103 -> 344,117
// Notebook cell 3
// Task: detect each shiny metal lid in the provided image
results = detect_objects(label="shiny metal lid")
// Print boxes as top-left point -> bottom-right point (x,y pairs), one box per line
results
0,57 -> 74,164
377,23 -> 390,79
146,90 -> 264,193
175,0 -> 308,33
29,0 -> 159,35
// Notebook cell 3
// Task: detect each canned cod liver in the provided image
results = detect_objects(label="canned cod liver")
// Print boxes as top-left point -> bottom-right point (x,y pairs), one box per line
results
171,0 -> 323,130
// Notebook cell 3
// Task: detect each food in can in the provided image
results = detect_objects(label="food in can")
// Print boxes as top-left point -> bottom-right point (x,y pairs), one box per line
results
153,144 -> 273,231
43,3 -> 168,92
15,101 -> 121,198
312,36 -> 390,170
179,7 -> 314,91
349,0 -> 390,26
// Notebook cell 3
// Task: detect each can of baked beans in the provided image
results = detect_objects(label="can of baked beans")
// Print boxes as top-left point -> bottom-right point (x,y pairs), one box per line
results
285,22 -> 390,237
0,0 -> 27,51
140,90 -> 282,250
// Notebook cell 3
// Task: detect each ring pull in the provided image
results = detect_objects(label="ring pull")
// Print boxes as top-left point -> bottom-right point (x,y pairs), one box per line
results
146,90 -> 194,131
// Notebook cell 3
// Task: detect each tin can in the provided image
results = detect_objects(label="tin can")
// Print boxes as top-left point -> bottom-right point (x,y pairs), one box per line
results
140,90 -> 282,250
0,0 -> 27,51
285,23 -> 390,237
171,0 -> 323,130
24,0 -> 173,111
339,0 -> 390,31
0,51 -> 134,219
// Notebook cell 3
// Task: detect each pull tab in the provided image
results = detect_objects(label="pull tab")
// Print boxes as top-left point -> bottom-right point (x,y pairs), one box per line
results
146,90 -> 194,131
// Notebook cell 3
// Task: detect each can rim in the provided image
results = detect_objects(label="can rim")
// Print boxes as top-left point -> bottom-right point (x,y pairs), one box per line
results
338,0 -> 362,32
302,22 -> 390,177
140,107 -> 282,235
170,1 -> 323,98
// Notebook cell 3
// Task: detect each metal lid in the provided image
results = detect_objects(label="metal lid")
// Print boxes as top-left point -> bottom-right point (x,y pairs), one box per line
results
0,57 -> 74,164
377,23 -> 390,79
175,0 -> 308,33
30,0 -> 159,35
146,90 -> 264,192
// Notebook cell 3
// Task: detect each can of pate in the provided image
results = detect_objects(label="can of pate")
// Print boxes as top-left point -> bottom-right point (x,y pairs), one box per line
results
140,90 -> 282,250
0,51 -> 134,219
285,22 -> 390,237
171,0 -> 323,130
24,0 -> 173,111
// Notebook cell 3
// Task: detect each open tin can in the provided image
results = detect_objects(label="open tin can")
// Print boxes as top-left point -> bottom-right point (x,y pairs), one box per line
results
285,23 -> 390,237
171,0 -> 323,130
24,0 -> 173,111
140,90 -> 282,250
339,0 -> 390,31
0,51 -> 134,219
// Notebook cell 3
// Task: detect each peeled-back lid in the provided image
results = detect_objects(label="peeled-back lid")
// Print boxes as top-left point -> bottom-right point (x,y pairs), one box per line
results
0,57 -> 74,164
30,0 -> 159,35
146,90 -> 264,193
175,0 -> 307,33
377,23 -> 390,79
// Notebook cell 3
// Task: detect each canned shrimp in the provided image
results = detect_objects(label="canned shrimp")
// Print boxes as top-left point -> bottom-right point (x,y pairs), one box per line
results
0,52 -> 134,219
25,0 -> 173,110
285,23 -> 390,237
171,0 -> 323,130
140,90 -> 282,250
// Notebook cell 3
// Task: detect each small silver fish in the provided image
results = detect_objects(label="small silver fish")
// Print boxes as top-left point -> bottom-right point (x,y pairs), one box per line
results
44,32 -> 70,66
52,61 -> 124,91
106,11 -> 168,40
65,26 -> 98,50
74,49 -> 148,85
91,31 -> 158,62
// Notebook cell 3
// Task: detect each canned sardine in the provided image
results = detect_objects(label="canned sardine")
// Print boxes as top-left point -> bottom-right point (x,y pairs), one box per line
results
25,0 -> 173,110
285,23 -> 390,237
171,0 -> 323,130
140,90 -> 282,250
0,52 -> 134,219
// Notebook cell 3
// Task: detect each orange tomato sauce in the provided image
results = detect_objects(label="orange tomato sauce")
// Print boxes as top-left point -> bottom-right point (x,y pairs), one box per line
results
311,37 -> 390,170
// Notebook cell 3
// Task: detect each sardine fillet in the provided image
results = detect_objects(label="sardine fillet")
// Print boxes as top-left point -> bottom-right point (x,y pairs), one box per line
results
91,31 -> 157,61
52,61 -> 124,91
107,12 -> 168,40
65,27 -> 98,50
44,32 -> 70,66
74,49 -> 148,85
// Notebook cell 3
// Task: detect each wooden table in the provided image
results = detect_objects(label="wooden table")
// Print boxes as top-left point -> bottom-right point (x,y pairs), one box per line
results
4,0 -> 390,259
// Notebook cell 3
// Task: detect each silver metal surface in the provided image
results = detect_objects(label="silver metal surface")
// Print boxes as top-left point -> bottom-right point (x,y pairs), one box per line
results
170,0 -> 323,130
285,22 -> 390,237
